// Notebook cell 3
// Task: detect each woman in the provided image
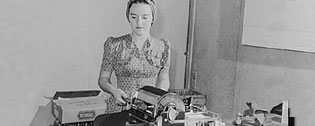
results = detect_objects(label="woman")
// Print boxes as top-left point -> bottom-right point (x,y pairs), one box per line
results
98,0 -> 171,114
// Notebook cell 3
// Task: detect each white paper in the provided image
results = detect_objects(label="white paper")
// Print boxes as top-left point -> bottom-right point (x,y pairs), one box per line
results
242,0 -> 315,53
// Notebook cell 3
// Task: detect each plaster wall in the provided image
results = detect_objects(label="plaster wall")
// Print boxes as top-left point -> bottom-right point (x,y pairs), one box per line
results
0,0 -> 188,125
235,1 -> 315,125
193,0 -> 315,125
0,1 -> 90,125
192,0 -> 241,119
235,44 -> 315,126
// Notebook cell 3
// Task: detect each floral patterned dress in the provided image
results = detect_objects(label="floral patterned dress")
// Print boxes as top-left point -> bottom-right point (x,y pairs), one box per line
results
101,34 -> 170,114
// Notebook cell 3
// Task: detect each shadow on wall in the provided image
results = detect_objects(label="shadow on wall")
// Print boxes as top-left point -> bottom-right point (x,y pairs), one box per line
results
238,45 -> 315,70
216,0 -> 240,62
211,0 -> 241,119
30,97 -> 55,126
169,48 -> 177,89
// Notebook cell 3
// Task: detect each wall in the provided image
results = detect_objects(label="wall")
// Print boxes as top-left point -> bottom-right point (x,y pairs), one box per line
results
234,46 -> 315,126
0,1 -> 90,126
192,0 -> 315,125
153,0 -> 189,89
0,0 -> 188,125
234,2 -> 315,126
192,0 -> 241,119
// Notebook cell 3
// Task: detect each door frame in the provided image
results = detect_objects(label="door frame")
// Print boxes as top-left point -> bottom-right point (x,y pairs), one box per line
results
184,0 -> 196,89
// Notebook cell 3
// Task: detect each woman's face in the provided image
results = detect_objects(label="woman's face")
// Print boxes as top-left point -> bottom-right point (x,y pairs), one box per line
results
129,3 -> 153,36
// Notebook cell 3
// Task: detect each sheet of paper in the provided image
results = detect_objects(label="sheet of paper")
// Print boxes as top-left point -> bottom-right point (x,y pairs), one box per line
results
242,0 -> 315,53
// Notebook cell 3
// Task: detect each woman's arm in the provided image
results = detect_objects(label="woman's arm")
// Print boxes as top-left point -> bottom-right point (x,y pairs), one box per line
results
156,72 -> 170,91
99,36 -> 128,104
98,69 -> 128,104
156,39 -> 171,91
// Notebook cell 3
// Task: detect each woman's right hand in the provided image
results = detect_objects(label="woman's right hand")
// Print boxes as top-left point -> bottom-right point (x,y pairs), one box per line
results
112,88 -> 128,105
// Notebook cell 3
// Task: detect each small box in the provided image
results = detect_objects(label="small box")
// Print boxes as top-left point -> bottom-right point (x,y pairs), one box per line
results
168,89 -> 207,112
51,90 -> 107,124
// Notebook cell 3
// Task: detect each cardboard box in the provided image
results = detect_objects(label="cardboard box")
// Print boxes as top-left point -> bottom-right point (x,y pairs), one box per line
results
51,90 -> 107,124
168,89 -> 207,112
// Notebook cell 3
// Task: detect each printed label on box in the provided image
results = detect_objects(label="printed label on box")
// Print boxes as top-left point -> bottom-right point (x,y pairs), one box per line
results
77,110 -> 96,120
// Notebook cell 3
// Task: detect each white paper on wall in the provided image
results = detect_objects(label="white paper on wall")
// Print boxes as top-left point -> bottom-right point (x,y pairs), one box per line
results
242,0 -> 315,53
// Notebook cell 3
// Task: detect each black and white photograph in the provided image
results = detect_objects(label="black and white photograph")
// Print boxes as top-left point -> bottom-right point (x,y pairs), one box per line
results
1,0 -> 312,125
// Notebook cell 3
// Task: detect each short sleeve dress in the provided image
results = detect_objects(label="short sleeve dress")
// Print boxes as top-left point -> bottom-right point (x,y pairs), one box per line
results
101,34 -> 170,114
